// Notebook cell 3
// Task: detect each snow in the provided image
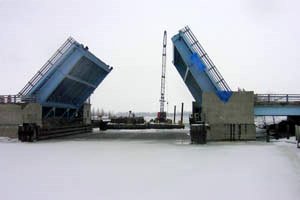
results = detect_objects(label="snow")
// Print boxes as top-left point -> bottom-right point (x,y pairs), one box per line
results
0,130 -> 300,200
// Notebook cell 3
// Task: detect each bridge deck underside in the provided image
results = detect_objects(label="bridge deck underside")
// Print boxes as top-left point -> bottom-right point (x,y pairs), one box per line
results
171,26 -> 232,103
44,56 -> 109,108
21,38 -> 112,109
173,46 -> 203,103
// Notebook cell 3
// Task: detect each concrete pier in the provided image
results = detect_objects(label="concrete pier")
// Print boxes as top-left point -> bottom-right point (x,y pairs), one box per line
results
201,91 -> 256,141
0,103 -> 42,138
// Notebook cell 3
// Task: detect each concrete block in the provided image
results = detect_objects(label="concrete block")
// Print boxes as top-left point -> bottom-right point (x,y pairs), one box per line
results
0,104 -> 22,125
0,103 -> 42,138
202,91 -> 256,141
0,125 -> 18,138
83,103 -> 91,125
22,103 -> 42,126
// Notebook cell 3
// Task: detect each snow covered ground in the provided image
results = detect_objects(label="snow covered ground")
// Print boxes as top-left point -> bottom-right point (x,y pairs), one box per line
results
0,130 -> 300,200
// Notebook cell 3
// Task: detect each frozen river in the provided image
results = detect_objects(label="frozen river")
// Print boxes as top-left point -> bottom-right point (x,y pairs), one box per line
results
0,129 -> 300,200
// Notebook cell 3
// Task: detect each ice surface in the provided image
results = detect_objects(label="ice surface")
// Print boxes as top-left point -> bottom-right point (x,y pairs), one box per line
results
0,131 -> 299,200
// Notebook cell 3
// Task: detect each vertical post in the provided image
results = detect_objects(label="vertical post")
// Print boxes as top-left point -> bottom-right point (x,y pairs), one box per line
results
286,124 -> 290,139
266,127 -> 270,143
180,102 -> 184,125
173,105 -> 176,124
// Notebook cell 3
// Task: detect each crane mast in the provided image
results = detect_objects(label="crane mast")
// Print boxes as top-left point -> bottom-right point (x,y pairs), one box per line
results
157,30 -> 167,122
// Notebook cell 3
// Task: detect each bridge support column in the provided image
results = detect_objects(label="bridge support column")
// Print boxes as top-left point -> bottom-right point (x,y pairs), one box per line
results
201,91 -> 256,141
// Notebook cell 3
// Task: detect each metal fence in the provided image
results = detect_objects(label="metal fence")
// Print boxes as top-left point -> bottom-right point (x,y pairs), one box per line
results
255,94 -> 300,104
0,95 -> 36,104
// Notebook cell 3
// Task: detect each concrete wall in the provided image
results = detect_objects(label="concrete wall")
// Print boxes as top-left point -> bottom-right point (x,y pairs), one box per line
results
0,103 -> 42,138
0,104 -> 22,138
83,103 -> 91,125
201,91 -> 256,141
296,125 -> 300,140
22,103 -> 42,126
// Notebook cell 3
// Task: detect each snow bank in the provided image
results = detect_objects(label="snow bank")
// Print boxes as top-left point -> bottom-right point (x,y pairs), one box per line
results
0,134 -> 299,200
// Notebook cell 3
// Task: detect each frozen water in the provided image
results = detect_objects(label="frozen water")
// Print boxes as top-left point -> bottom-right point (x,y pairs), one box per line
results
0,131 -> 299,200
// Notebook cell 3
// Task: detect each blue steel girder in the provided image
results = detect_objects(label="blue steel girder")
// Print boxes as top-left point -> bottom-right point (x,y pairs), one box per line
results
254,94 -> 300,116
254,105 -> 300,116
173,45 -> 203,103
172,26 -> 232,104
65,75 -> 97,89
173,36 -> 216,92
22,37 -> 112,109
28,50 -> 74,98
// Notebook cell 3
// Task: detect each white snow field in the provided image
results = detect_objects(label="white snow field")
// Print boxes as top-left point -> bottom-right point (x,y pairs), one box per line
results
0,130 -> 300,200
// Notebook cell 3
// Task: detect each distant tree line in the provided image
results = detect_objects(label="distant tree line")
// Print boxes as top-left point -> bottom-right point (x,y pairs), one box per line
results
91,107 -> 192,118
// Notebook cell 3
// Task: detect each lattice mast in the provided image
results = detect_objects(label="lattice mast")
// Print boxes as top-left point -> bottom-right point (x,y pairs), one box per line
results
159,30 -> 167,113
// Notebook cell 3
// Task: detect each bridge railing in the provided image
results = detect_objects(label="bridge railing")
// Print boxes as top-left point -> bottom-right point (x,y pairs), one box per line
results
180,26 -> 231,93
0,95 -> 36,104
255,94 -> 300,104
18,37 -> 77,96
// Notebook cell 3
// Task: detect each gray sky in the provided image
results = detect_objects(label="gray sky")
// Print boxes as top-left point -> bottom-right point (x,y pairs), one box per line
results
1,0 -> 300,112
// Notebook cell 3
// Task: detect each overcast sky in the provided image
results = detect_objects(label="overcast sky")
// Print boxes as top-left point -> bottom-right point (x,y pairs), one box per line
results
1,0 -> 300,112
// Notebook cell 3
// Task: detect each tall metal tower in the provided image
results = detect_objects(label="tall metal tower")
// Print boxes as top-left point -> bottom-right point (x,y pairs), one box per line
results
157,30 -> 167,122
